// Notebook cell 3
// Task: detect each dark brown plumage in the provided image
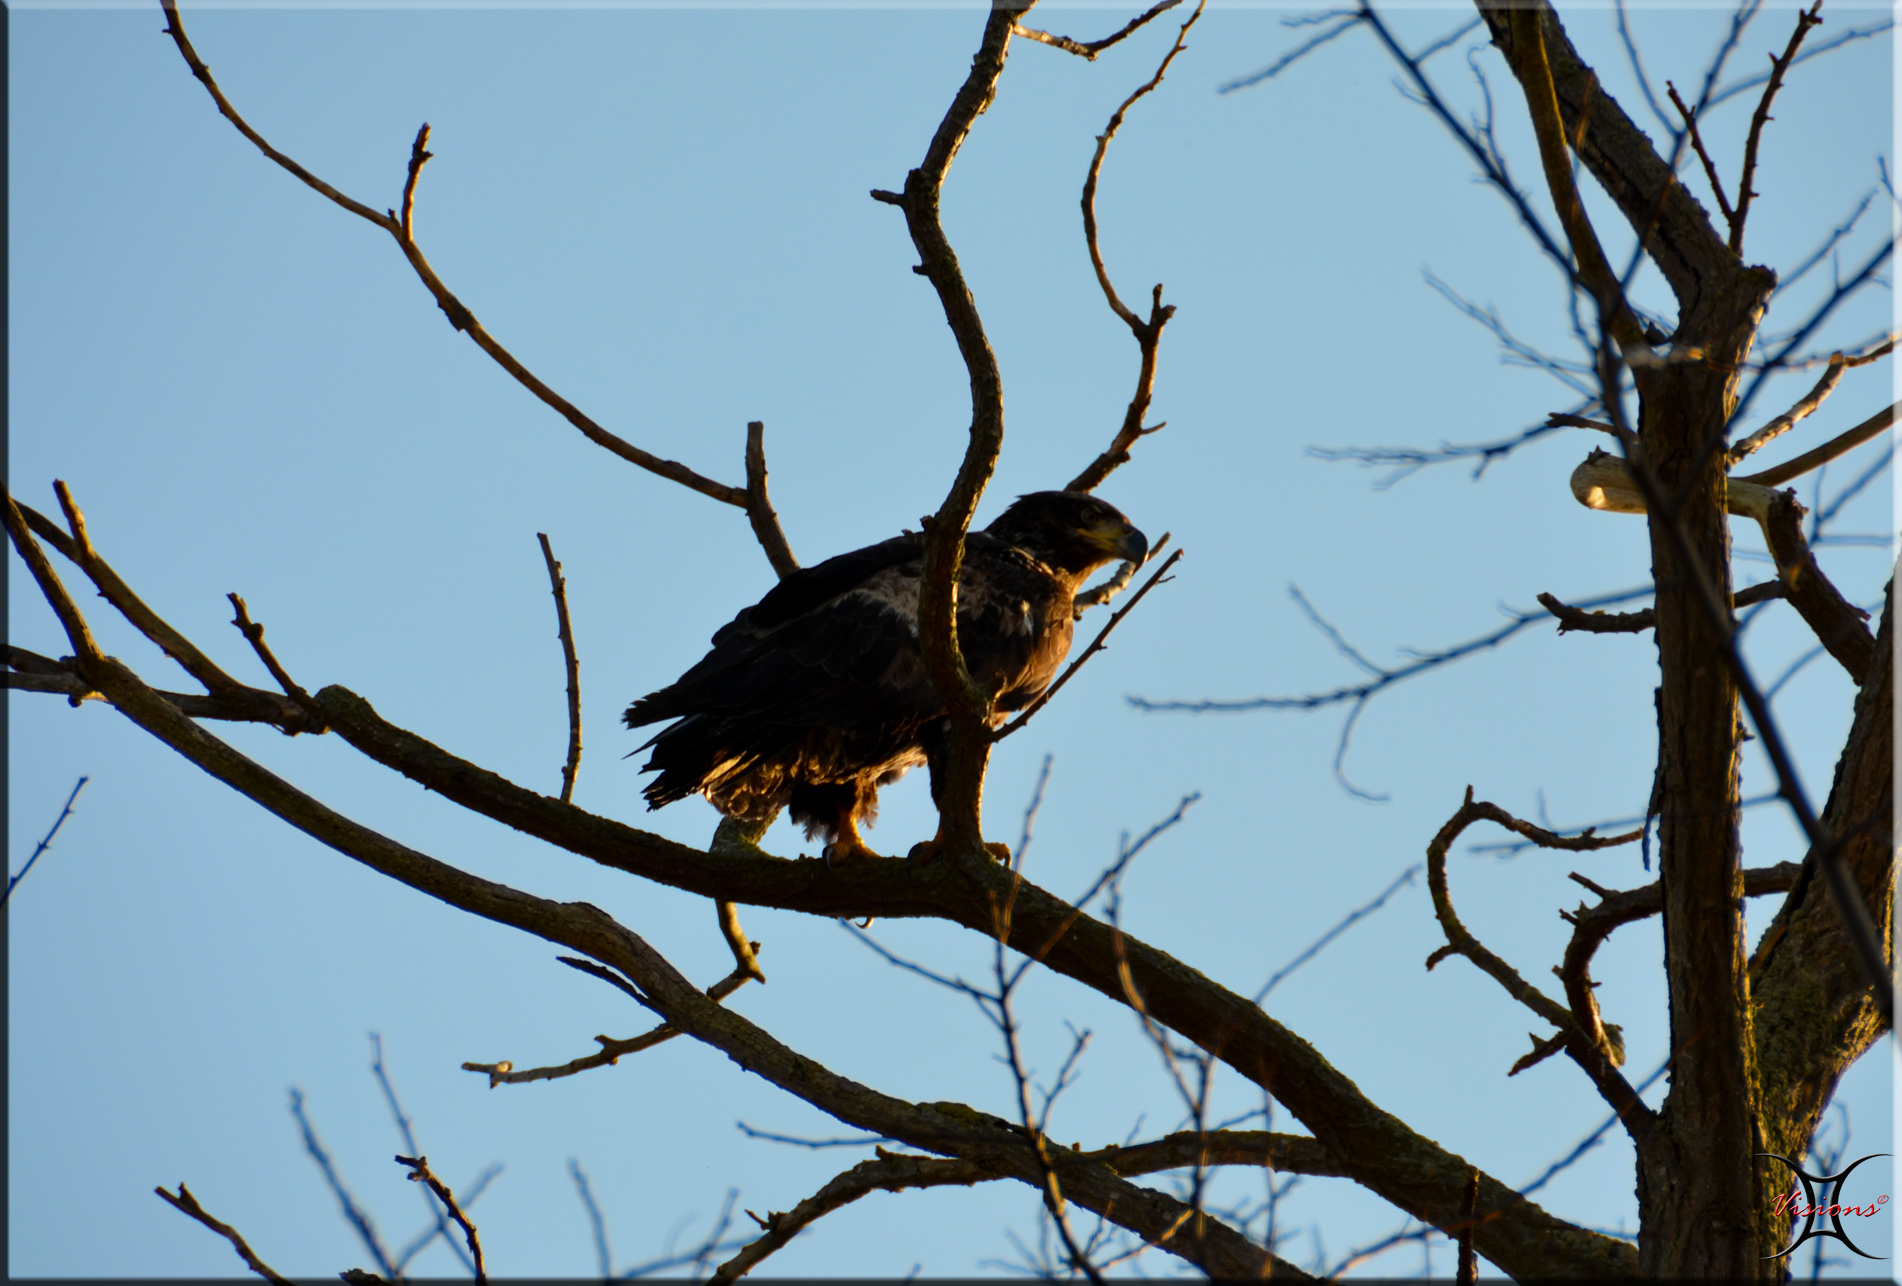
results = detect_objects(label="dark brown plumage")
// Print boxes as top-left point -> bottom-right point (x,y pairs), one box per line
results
624,491 -> 1147,860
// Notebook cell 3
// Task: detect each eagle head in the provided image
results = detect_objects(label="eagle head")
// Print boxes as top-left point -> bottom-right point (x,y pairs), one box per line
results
984,491 -> 1148,580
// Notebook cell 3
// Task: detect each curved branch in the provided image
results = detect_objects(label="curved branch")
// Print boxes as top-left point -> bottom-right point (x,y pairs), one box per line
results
161,1 -> 747,508
1064,1 -> 1203,494
154,1185 -> 294,1286
872,4 -> 1029,845
1423,788 -> 1655,1144
8,502 -> 1636,1278
743,422 -> 800,579
1760,488 -> 1877,682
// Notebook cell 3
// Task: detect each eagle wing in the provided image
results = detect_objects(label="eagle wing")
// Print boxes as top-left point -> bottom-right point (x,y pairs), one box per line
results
625,536 -> 935,760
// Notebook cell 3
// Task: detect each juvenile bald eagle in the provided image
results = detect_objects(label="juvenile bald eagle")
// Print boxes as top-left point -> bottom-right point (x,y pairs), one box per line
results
625,491 -> 1147,861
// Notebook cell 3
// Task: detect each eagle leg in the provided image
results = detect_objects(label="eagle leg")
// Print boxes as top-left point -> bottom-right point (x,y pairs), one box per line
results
821,809 -> 886,865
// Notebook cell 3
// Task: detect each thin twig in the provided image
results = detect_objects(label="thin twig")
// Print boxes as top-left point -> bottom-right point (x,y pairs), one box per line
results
1255,864 -> 1421,1003
371,1033 -> 482,1277
1732,2 -> 1825,254
716,898 -> 767,985
1537,581 -> 1782,634
394,1155 -> 486,1284
154,1184 -> 294,1285
1706,16 -> 1891,108
32,486 -> 243,693
1219,13 -> 1368,93
289,1088 -> 397,1280
569,1159 -> 614,1280
1013,0 -> 1182,61
1665,80 -> 1735,225
1074,532 -> 1170,614
995,549 -> 1182,741
536,534 -> 583,804
3,776 -> 89,909
1132,584 -> 1654,798
228,593 -> 328,731
1065,0 -> 1205,494
742,421 -> 800,580
461,962 -> 754,1086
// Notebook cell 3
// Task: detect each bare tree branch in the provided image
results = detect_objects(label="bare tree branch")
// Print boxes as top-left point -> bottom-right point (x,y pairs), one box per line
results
226,593 -> 327,732
462,961 -> 755,1087
394,1154 -> 486,1284
535,533 -> 584,805
1219,12 -> 1371,93
1759,488 -> 1877,682
1735,399 -> 1898,488
1731,2 -> 1824,254
5,498 -> 1638,1277
742,421 -> 800,580
3,775 -> 88,910
1665,80 -> 1735,227
159,0 -> 749,509
154,1184 -> 294,1285
289,1088 -> 397,1280
870,4 -> 1030,850
1013,0 -> 1183,62
1537,580 -> 1781,635
1132,584 -> 1653,798
1422,788 -> 1654,1142
994,548 -> 1181,741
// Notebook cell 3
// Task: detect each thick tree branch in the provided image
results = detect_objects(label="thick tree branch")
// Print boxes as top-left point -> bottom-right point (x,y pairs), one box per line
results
1498,6 -> 1645,351
9,495 -> 1635,1277
1477,0 -> 1733,313
1753,580 -> 1893,1161
870,4 -> 1033,852
1760,489 -> 1876,682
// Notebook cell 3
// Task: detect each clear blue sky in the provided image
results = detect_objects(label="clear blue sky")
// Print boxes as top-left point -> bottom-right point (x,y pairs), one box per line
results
9,1 -> 1894,1277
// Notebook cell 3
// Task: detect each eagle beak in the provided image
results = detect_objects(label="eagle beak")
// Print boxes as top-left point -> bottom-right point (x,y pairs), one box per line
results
1107,523 -> 1148,565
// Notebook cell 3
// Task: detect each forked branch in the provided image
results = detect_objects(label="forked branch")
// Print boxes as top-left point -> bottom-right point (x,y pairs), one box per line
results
159,0 -> 814,574
1013,0 -> 1183,61
1733,2 -> 1825,254
154,1184 -> 294,1285
1065,1 -> 1206,494
1423,788 -> 1654,1142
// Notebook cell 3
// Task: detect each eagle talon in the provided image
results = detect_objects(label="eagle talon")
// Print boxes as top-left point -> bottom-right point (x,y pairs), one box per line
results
822,838 -> 884,868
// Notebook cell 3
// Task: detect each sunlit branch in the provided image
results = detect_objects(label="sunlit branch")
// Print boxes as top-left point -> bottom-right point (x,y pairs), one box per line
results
154,1184 -> 294,1285
1014,0 -> 1181,61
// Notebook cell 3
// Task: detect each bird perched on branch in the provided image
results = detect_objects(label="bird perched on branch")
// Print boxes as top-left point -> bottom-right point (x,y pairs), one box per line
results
625,491 -> 1148,862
